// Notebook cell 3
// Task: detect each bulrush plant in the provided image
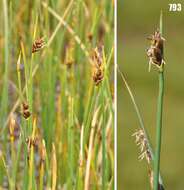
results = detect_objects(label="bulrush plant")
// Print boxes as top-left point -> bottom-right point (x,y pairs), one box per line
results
0,0 -> 114,189
118,12 -> 165,190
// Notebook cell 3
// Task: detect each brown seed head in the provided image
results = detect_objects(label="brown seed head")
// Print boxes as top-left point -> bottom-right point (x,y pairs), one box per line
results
22,102 -> 31,119
146,30 -> 165,68
32,37 -> 45,53
22,102 -> 29,110
87,33 -> 93,42
92,46 -> 104,86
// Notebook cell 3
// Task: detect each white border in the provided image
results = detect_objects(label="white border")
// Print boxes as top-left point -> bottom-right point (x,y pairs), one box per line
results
114,0 -> 117,189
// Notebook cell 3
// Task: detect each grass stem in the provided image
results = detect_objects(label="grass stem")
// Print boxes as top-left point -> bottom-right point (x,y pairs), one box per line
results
1,0 -> 9,125
153,11 -> 164,190
153,72 -> 164,190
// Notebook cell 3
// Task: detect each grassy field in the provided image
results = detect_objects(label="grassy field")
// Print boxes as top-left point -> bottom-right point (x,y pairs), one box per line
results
118,1 -> 184,189
0,0 -> 114,189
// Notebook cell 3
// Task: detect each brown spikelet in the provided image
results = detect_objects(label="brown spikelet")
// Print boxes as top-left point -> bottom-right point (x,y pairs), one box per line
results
87,32 -> 93,42
22,102 -> 31,119
32,37 -> 45,53
146,30 -> 165,70
92,46 -> 104,86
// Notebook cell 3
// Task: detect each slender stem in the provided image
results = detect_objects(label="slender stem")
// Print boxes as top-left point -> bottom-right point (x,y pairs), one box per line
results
153,72 -> 164,190
1,0 -> 9,125
102,94 -> 106,190
118,66 -> 153,156
84,107 -> 100,190
153,11 -> 164,190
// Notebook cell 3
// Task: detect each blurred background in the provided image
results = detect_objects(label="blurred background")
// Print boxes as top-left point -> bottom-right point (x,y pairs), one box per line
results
118,0 -> 184,189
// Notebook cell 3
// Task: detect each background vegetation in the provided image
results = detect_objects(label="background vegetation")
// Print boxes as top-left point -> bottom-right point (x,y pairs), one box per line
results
0,0 -> 114,189
118,0 -> 184,189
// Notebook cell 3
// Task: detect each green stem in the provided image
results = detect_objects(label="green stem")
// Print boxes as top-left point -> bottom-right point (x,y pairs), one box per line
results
102,94 -> 106,190
153,72 -> 164,190
1,0 -> 9,125
153,11 -> 164,190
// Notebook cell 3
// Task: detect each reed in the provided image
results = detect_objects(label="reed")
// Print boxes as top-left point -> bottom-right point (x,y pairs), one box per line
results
0,1 -> 114,189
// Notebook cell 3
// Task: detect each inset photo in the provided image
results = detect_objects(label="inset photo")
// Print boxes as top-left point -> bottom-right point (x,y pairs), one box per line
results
118,1 -> 184,189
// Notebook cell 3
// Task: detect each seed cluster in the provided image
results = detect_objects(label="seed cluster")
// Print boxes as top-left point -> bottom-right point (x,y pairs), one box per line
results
92,46 -> 104,86
132,129 -> 152,164
132,129 -> 165,190
22,102 -> 31,119
32,37 -> 45,53
146,30 -> 165,71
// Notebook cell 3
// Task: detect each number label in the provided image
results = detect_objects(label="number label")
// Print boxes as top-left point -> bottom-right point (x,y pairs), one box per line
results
169,3 -> 182,11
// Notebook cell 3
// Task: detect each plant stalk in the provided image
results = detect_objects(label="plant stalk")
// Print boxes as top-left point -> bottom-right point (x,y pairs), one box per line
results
153,71 -> 164,190
153,11 -> 165,190
1,0 -> 9,125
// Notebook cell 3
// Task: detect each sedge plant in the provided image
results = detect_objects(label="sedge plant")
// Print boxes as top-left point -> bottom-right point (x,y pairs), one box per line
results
118,11 -> 165,190
0,1 -> 114,189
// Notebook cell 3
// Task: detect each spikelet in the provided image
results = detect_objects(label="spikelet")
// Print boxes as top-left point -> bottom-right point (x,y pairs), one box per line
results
32,37 -> 46,53
87,32 -> 93,42
146,30 -> 165,71
22,102 -> 31,119
132,129 -> 152,164
92,46 -> 104,86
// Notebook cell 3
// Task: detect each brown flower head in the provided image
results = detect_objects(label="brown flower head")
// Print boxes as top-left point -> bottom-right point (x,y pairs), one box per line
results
32,37 -> 46,53
146,30 -> 165,71
92,46 -> 104,86
22,102 -> 31,119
